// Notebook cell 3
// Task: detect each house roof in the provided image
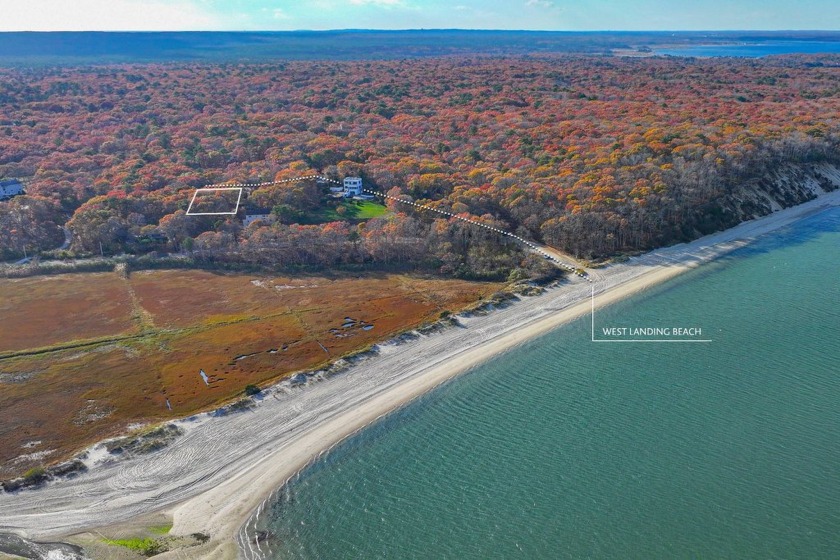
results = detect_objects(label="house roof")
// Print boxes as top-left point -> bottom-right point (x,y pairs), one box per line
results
0,179 -> 24,198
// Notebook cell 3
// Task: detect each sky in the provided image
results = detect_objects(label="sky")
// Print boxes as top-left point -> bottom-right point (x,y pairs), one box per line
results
2,0 -> 839,32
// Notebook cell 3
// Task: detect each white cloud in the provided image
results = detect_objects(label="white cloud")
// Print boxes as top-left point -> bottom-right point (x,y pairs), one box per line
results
0,0 -> 222,31
348,0 -> 407,7
272,8 -> 291,20
525,0 -> 555,8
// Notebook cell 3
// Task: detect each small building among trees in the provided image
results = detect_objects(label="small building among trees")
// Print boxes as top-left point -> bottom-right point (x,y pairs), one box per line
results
0,179 -> 24,201
243,212 -> 277,227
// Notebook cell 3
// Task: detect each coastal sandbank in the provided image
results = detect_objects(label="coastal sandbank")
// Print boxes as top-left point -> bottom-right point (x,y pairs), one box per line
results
1,188 -> 838,559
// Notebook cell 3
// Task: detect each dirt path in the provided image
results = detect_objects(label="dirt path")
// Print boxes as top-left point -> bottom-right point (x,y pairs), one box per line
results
118,267 -> 156,332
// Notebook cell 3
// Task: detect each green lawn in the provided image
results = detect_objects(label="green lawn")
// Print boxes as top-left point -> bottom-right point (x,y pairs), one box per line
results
303,200 -> 389,223
102,537 -> 163,555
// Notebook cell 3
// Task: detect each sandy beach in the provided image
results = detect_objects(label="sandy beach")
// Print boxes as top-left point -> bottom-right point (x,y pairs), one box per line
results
1,187 -> 839,559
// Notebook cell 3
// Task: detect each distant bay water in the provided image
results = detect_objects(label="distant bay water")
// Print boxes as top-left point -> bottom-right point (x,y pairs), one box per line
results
655,40 -> 840,57
1,32 -> 838,65
253,206 -> 840,560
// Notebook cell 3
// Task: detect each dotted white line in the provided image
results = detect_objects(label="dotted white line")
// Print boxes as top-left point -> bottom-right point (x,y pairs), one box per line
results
362,187 -> 586,280
200,174 -> 324,189
193,174 -> 589,281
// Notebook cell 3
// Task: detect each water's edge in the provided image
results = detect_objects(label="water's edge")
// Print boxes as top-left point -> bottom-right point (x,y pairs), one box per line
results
244,205 -> 840,560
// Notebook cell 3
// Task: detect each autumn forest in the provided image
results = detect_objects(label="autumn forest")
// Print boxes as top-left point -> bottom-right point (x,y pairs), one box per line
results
1,53 -> 839,278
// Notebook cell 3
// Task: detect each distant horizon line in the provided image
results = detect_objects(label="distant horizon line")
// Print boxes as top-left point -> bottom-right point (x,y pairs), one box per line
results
1,29 -> 839,34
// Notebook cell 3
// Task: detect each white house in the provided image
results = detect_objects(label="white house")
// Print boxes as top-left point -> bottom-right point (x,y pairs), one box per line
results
343,177 -> 363,197
0,179 -> 24,200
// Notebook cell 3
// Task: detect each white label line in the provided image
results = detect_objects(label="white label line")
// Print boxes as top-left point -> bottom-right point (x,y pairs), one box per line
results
590,285 -> 712,343
185,187 -> 243,216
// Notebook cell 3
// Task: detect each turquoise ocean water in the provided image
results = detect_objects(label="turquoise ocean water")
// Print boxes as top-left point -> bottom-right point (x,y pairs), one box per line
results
254,207 -> 840,559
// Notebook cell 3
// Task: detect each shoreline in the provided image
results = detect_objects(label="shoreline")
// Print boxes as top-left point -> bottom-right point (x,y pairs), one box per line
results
232,261 -> 697,559
164,188 -> 840,559
1,188 -> 839,559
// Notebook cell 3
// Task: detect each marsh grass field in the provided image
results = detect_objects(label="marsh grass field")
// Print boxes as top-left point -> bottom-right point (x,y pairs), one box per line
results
0,269 -> 500,478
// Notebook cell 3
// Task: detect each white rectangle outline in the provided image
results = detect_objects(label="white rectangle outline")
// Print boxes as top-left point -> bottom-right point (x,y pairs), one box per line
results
590,285 -> 712,343
186,187 -> 243,216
